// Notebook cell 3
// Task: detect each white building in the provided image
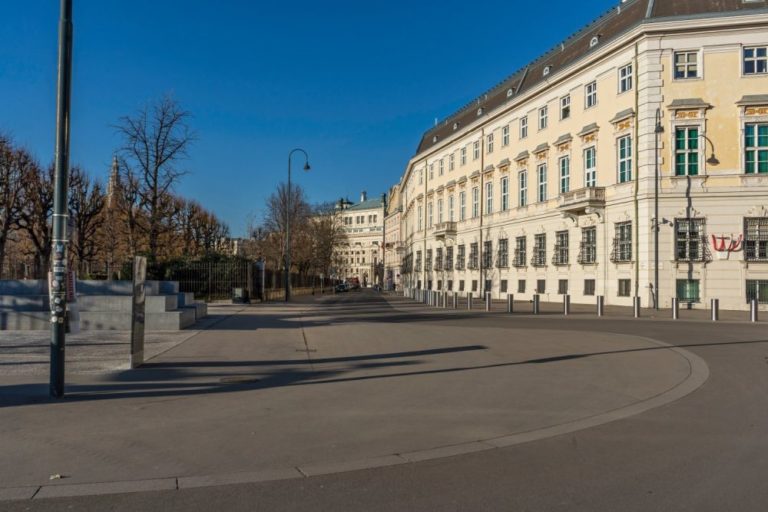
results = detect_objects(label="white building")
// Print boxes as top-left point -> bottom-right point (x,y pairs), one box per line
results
334,192 -> 385,286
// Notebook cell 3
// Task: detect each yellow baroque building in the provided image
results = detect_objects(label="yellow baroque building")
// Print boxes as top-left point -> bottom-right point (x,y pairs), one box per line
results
396,0 -> 768,311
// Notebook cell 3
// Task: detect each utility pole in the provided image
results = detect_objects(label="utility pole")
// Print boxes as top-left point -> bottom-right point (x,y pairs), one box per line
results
50,0 -> 74,398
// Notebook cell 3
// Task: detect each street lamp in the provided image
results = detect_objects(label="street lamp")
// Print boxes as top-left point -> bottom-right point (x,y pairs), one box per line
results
700,134 -> 720,166
50,0 -> 74,398
285,148 -> 310,302
654,108 -> 664,311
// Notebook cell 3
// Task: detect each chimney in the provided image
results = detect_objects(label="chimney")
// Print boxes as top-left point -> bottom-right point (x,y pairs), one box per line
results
360,191 -> 367,203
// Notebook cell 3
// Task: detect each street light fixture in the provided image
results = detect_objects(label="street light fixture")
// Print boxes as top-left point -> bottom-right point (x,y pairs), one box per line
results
285,148 -> 310,302
654,108 -> 664,311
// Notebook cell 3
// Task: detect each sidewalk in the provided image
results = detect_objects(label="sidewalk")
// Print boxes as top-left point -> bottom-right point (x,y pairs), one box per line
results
0,294 -> 711,500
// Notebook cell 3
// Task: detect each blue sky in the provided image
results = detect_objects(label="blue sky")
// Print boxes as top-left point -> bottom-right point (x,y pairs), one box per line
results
1,0 -> 616,236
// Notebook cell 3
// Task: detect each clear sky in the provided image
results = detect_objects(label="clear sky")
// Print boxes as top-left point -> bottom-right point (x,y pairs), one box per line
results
1,0 -> 617,236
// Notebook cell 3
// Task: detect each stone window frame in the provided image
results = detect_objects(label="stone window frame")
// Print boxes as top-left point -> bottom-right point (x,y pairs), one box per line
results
618,63 -> 633,94
673,49 -> 702,81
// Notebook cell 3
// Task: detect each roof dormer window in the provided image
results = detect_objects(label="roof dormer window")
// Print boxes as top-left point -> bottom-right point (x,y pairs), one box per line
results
477,108 -> 484,116
590,36 -> 600,48
543,66 -> 552,77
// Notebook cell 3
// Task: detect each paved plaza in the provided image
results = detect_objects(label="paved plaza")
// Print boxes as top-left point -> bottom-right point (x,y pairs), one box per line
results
0,291 -> 766,511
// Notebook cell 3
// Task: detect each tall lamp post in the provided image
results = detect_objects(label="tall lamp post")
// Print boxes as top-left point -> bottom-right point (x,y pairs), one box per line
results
50,0 -> 74,398
285,148 -> 310,302
654,108 -> 664,311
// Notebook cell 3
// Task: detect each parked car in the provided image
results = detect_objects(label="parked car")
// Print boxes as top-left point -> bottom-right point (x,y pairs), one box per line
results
335,283 -> 349,293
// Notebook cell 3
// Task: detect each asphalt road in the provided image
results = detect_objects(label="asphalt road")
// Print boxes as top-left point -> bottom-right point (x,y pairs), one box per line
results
1,291 -> 766,511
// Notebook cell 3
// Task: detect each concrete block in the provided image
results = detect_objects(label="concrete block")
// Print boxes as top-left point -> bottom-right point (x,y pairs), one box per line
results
0,280 -> 47,296
0,310 -> 50,330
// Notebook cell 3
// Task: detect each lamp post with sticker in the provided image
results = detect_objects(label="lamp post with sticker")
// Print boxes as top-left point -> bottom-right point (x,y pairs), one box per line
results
50,0 -> 74,398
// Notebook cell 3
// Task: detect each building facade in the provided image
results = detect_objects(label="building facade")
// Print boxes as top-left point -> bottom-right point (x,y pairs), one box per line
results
384,183 -> 403,290
333,192 -> 385,286
399,0 -> 768,311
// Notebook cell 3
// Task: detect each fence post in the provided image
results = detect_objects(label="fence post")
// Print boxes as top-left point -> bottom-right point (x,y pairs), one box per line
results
533,294 -> 540,315
597,295 -> 604,317
485,292 -> 491,312
467,292 -> 473,310
711,298 -> 719,322
507,294 -> 514,314
563,294 -> 571,316
207,261 -> 212,303
633,296 -> 641,318
453,292 -> 458,309
750,299 -> 759,323
672,298 -> 679,320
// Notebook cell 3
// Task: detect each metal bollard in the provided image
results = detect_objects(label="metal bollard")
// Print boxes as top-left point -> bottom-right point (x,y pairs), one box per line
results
507,294 -> 514,314
711,298 -> 719,322
672,298 -> 679,320
597,295 -> 605,317
533,294 -> 540,315
633,296 -> 641,318
563,295 -> 571,315
750,299 -> 759,322
467,293 -> 473,310
485,292 -> 492,312
443,292 -> 448,309
453,292 -> 458,309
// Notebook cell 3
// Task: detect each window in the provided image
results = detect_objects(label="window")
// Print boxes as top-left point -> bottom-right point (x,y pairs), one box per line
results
532,234 -> 546,267
502,125 -> 510,147
437,198 -> 444,224
537,164 -> 548,202
501,176 -> 509,211
584,146 -> 597,187
585,81 -> 597,109
674,51 -> 700,79
446,247 -> 454,270
497,238 -> 509,268
743,46 -> 767,75
419,169 -> 423,184
460,147 -> 467,166
415,251 -> 422,271
483,240 -> 493,269
744,123 -> 768,174
487,133 -> 494,154
456,245 -> 466,270
537,280 -> 546,294
485,182 -> 493,215
539,106 -> 548,130
449,153 -> 455,171
435,248 -> 443,271
426,249 -> 432,271
675,127 -> 700,176
417,206 -> 423,231
675,218 -> 706,262
554,231 -> 569,265
500,280 -> 508,293
472,187 -> 479,218
518,280 -> 526,293
618,135 -> 633,182
459,280 -> 465,292
559,156 -> 570,194
429,164 -> 434,180
612,222 -> 633,262
677,279 -> 700,303
618,279 -> 632,297
561,95 -> 571,120
746,280 -> 768,304
472,280 -> 478,292
520,116 -> 529,139
619,64 -> 633,93
459,191 -> 467,221
448,195 -> 455,221
745,218 -> 768,261
584,279 -> 596,296
558,280 -> 569,295
579,227 -> 597,264
427,202 -> 433,228
519,171 -> 528,207
473,141 -> 480,160
469,243 -> 479,270
514,237 -> 527,267
439,159 -> 445,176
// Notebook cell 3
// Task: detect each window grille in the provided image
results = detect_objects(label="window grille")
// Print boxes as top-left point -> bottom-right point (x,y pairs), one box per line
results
745,218 -> 768,261
553,231 -> 569,265
532,234 -> 547,267
611,222 -> 633,262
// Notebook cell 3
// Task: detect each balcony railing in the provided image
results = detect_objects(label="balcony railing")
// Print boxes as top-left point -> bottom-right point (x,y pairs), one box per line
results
434,221 -> 458,239
558,186 -> 606,214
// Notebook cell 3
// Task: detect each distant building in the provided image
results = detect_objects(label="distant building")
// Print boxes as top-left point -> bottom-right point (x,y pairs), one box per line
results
383,183 -> 403,291
333,191 -> 385,286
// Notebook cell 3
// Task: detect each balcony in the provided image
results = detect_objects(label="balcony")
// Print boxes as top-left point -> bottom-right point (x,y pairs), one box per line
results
434,221 -> 458,240
558,187 -> 606,215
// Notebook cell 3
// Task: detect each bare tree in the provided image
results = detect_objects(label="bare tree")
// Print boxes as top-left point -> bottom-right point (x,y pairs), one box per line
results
68,166 -> 105,275
308,202 -> 347,277
0,136 -> 25,278
115,96 -> 194,262
263,182 -> 311,273
16,161 -> 54,278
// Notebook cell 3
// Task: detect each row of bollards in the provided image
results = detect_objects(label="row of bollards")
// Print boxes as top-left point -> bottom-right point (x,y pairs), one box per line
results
405,287 -> 761,322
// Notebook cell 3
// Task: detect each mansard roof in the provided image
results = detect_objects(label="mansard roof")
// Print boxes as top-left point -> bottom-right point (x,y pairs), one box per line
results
415,0 -> 768,156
